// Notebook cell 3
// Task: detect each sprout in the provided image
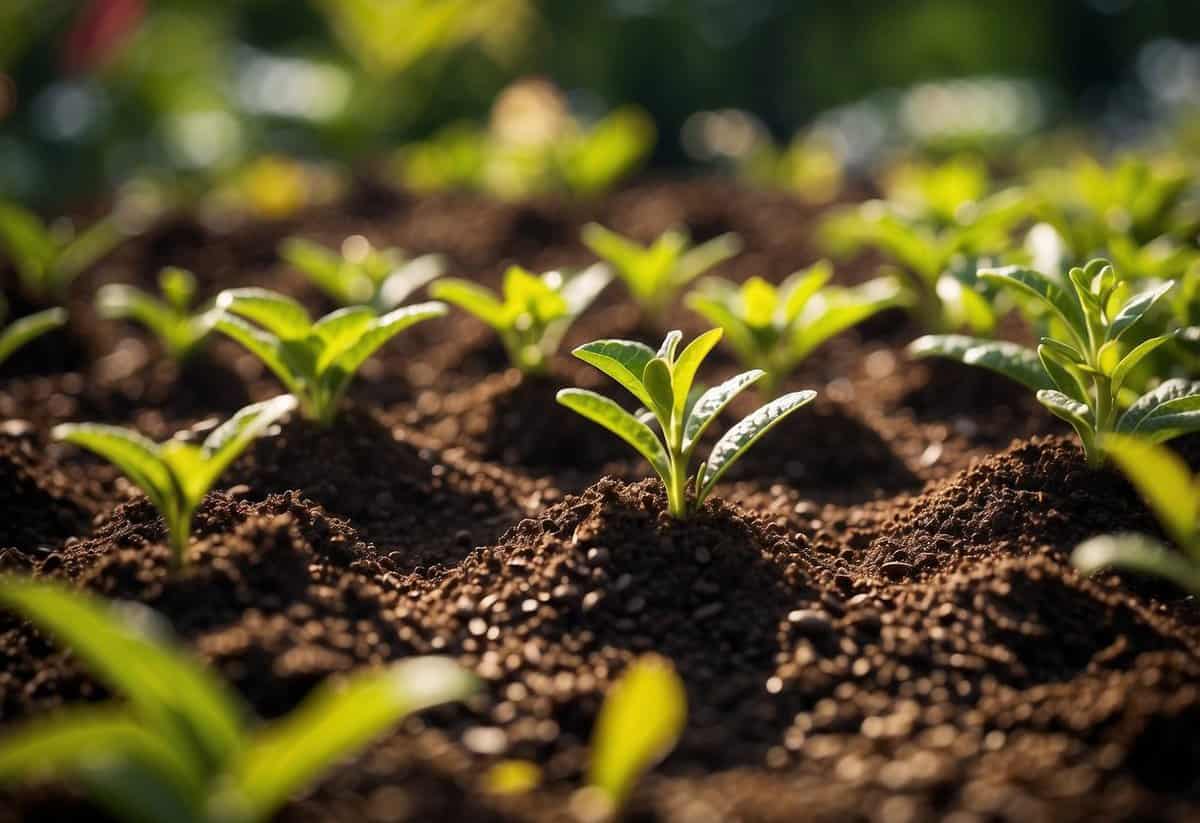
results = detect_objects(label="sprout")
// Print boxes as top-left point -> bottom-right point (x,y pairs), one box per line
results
0,296 -> 66,367
430,263 -> 610,374
1072,436 -> 1200,595
279,235 -> 444,312
911,259 -> 1200,467
53,395 -> 297,568
0,200 -> 121,301
212,288 -> 446,425
96,267 -> 214,361
0,578 -> 478,823
582,224 -> 741,320
557,329 -> 815,518
687,261 -> 904,394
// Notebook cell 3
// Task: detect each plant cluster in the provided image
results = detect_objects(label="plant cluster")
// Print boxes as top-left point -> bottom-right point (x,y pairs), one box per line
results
0,201 -> 122,301
280,235 -> 444,313
97,267 -> 214,361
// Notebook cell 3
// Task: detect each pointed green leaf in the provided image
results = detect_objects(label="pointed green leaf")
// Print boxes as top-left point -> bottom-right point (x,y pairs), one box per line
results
1111,334 -> 1175,394
642,358 -> 675,425
740,277 -> 778,328
683,370 -> 765,453
52,424 -> 171,513
1072,534 -> 1200,595
697,390 -> 816,500
322,301 -> 446,404
198,395 -> 296,492
1038,343 -> 1090,405
0,200 -> 54,286
312,307 -> 377,371
582,224 -> 649,284
1102,435 -> 1197,550
673,232 -> 742,287
685,290 -> 760,368
588,655 -> 686,810
504,266 -> 569,320
429,278 -> 508,329
1118,379 -> 1200,434
1037,390 -> 1096,456
781,262 -> 834,324
656,330 -> 683,361
572,339 -> 658,409
212,314 -> 301,393
216,289 -> 312,339
0,307 -> 66,365
909,335 -> 1049,392
1107,281 -> 1174,343
53,218 -> 121,290
375,253 -> 444,310
980,266 -> 1085,345
556,389 -> 669,477
226,658 -> 476,821
280,237 -> 357,303
558,263 -> 612,317
670,328 -> 723,422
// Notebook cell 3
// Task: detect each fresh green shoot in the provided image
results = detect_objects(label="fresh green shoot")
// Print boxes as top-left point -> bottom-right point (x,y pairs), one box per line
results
0,200 -> 122,301
910,259 -> 1200,467
430,263 -> 610,374
53,395 -> 296,568
1072,436 -> 1200,594
687,261 -> 904,394
553,106 -> 657,197
557,329 -> 815,517
582,224 -> 741,320
0,578 -> 478,823
279,235 -> 444,313
213,288 -> 446,425
96,267 -> 214,361
582,654 -> 686,818
0,296 -> 66,367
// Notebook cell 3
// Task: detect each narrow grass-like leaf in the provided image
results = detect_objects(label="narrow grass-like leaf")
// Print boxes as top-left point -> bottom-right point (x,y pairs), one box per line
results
430,279 -> 509,329
697,390 -> 815,499
1073,534 -> 1200,594
1102,435 -> 1196,549
1110,334 -> 1175,393
557,389 -> 668,476
0,307 -> 66,364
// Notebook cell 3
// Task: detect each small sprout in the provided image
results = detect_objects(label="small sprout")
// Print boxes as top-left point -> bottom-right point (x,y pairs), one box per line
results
213,288 -> 446,425
582,224 -> 741,320
0,200 -> 121,301
687,261 -> 904,394
1072,436 -> 1200,594
582,654 -> 686,818
430,263 -> 611,374
0,578 -> 478,823
911,259 -> 1200,468
279,235 -> 444,312
53,395 -> 296,568
0,296 -> 66,367
553,106 -> 656,197
557,329 -> 815,518
96,267 -> 214,361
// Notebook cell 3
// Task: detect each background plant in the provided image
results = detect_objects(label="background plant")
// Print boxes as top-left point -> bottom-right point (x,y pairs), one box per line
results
910,259 -> 1200,467
686,261 -> 904,394
54,395 -> 296,568
279,235 -> 445,313
0,201 -> 122,301
430,263 -> 610,374
0,578 -> 478,823
582,225 -> 741,321
1072,435 -> 1200,594
558,329 -> 815,517
0,295 -> 66,367
213,289 -> 446,425
96,267 -> 214,361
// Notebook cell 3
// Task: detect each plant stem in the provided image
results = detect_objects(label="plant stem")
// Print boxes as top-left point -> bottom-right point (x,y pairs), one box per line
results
666,452 -> 690,518
168,512 -> 192,569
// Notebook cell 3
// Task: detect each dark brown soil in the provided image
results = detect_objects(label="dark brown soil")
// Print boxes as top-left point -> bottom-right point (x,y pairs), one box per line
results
1,178 -> 1198,822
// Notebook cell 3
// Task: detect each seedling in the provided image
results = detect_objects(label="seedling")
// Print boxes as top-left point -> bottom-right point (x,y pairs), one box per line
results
0,297 -> 66,367
96,267 -> 214,361
910,259 -> 1200,467
430,263 -> 610,374
553,106 -> 657,197
0,200 -> 121,301
557,329 -> 815,517
1072,436 -> 1200,594
687,261 -> 903,394
0,578 -> 478,823
53,395 -> 297,568
279,235 -> 444,313
213,288 -> 446,425
581,224 -> 741,320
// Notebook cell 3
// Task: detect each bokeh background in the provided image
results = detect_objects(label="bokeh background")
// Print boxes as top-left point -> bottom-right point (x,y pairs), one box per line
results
3,0 -> 1200,208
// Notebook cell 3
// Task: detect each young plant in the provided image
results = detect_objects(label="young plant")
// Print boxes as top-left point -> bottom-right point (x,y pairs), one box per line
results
557,329 -> 815,517
0,578 -> 478,823
53,395 -> 297,568
686,261 -> 904,394
430,263 -> 610,374
910,259 -> 1200,467
0,200 -> 121,301
0,296 -> 66,367
581,224 -> 741,320
213,288 -> 446,425
1072,436 -> 1200,594
96,267 -> 214,361
279,235 -> 444,313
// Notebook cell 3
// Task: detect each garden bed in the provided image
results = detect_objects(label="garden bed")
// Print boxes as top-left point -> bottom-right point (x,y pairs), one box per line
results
1,177 -> 1198,822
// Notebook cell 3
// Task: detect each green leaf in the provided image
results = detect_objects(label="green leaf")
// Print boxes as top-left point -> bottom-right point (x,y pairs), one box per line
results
504,266 -> 569,321
51,424 -> 172,515
0,580 -> 246,773
740,277 -> 778,328
0,200 -> 54,286
781,262 -> 833,324
697,390 -> 816,500
588,655 -> 686,810
213,314 -> 301,395
280,237 -> 356,303
682,370 -> 764,453
582,223 -> 648,285
558,263 -> 612,317
980,266 -> 1085,345
159,267 -> 197,312
225,658 -> 477,822
1118,379 -> 1200,435
1037,343 -> 1090,405
217,289 -> 312,339
1072,534 -> 1200,595
656,330 -> 683,361
1037,389 -> 1097,459
673,233 -> 742,287
1110,334 -> 1175,394
198,394 -> 297,493
1106,281 -> 1174,343
53,218 -> 121,291
572,339 -> 658,409
642,358 -> 675,425
0,307 -> 66,365
1102,435 -> 1197,550
429,279 -> 508,329
685,290 -> 759,368
936,274 -> 996,334
376,253 -> 444,311
670,328 -> 723,422
909,335 -> 1050,392
789,286 -> 897,363
312,307 -> 377,371
557,389 -> 669,477
326,302 -> 445,385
